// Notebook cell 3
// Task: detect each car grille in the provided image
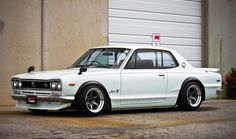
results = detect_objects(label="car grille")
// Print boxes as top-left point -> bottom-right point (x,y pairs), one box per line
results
21,80 -> 50,90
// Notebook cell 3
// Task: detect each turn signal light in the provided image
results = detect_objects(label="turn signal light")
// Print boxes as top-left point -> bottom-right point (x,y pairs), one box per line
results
69,83 -> 76,86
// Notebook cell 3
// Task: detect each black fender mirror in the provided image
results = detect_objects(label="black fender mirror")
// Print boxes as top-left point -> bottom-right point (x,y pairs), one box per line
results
78,66 -> 87,75
28,66 -> 35,73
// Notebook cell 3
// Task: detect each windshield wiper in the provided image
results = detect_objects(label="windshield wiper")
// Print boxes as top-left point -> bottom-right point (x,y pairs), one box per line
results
68,65 -> 87,68
88,64 -> 113,68
70,64 -> 113,69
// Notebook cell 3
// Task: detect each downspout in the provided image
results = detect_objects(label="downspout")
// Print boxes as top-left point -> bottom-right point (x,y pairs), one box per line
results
201,0 -> 208,67
41,0 -> 44,71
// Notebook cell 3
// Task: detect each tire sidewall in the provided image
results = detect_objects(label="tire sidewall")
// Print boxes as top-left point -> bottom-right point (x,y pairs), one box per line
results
75,85 -> 106,116
178,82 -> 203,111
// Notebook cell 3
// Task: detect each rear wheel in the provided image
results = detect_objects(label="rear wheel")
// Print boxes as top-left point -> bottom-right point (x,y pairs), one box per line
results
74,85 -> 106,116
177,82 -> 203,111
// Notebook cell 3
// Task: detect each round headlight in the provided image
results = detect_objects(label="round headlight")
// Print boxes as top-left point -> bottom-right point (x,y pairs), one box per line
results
50,80 -> 62,91
57,82 -> 62,90
13,80 -> 18,88
18,80 -> 22,88
11,79 -> 22,89
50,81 -> 57,90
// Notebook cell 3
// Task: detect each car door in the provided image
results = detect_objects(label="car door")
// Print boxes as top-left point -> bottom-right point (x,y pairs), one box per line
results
121,49 -> 167,105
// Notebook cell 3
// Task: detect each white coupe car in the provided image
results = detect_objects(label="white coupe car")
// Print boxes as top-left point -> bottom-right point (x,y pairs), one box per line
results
11,46 -> 222,116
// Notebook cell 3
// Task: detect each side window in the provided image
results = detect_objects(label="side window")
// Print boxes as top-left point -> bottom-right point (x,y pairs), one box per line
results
125,49 -> 178,69
162,51 -> 177,68
136,51 -> 156,69
125,50 -> 156,69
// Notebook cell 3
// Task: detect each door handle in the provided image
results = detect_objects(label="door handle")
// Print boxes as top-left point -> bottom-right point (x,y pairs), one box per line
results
158,74 -> 165,77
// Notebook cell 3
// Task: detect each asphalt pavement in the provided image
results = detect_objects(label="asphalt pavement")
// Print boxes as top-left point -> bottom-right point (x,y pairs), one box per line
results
0,99 -> 236,139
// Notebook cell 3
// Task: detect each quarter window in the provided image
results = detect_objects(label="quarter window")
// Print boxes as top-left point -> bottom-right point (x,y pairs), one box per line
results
163,51 -> 177,68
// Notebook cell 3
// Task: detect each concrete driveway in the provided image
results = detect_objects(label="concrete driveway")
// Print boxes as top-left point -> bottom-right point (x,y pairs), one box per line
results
0,99 -> 236,139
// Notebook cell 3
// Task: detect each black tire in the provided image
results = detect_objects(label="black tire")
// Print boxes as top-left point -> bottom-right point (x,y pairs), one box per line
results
177,82 -> 203,111
74,85 -> 107,116
28,109 -> 48,113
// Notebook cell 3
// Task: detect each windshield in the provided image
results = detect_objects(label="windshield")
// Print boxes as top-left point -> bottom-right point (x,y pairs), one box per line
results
70,48 -> 131,69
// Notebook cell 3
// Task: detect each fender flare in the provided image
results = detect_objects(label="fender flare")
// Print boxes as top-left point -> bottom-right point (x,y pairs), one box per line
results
177,77 -> 205,103
74,81 -> 111,110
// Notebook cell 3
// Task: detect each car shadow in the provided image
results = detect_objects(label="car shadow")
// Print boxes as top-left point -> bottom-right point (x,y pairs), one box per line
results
103,106 -> 220,116
198,106 -> 220,111
16,105 -> 220,117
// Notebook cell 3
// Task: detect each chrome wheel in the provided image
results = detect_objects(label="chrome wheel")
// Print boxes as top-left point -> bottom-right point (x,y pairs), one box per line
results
187,85 -> 202,107
85,88 -> 105,113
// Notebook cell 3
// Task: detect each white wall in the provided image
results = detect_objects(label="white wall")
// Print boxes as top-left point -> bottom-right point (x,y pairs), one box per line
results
109,0 -> 202,67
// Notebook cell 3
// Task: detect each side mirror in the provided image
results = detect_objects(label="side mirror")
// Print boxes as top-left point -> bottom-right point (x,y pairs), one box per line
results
78,66 -> 87,75
28,66 -> 35,73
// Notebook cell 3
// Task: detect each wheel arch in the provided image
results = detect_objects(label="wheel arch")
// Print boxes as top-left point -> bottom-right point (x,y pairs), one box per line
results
177,77 -> 205,104
74,81 -> 112,110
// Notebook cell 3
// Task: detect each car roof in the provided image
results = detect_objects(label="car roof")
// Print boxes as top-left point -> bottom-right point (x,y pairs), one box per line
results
91,45 -> 194,69
93,45 -> 174,52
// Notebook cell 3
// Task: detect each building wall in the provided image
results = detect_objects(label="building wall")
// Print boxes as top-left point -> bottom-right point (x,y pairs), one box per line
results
43,0 -> 108,70
0,0 -> 42,105
109,0 -> 202,67
208,0 -> 236,78
1,0 -> 235,105
0,0 -> 108,105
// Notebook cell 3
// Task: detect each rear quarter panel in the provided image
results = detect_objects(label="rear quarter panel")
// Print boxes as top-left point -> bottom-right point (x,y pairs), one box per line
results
166,68 -> 221,103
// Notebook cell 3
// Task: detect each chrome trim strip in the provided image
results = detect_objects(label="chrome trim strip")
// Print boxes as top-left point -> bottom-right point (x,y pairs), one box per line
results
35,92 -> 50,95
22,91 -> 34,94
11,94 -> 74,103
20,88 -> 51,91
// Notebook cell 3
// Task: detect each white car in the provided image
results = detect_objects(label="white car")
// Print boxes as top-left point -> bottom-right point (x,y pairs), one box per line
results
11,46 -> 222,116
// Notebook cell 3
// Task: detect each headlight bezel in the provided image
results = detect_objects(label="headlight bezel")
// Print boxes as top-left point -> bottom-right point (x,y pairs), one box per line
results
11,78 -> 22,89
49,79 -> 62,91
11,78 -> 62,91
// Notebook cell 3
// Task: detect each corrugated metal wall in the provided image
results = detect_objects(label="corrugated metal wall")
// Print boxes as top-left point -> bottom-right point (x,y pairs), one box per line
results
109,0 -> 202,67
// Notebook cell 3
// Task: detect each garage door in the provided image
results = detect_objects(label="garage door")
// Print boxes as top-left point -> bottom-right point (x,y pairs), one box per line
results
109,0 -> 202,67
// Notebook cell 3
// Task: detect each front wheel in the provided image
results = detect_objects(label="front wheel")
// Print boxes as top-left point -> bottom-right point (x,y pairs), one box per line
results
74,85 -> 106,116
177,82 -> 203,111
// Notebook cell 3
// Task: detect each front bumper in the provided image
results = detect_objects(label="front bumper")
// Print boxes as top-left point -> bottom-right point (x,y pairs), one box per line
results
11,90 -> 75,110
11,94 -> 74,103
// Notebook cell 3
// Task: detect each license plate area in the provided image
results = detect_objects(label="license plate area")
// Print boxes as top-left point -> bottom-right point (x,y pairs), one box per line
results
26,96 -> 37,104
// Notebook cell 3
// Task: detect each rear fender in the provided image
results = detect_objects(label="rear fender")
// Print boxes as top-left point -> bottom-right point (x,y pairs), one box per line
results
177,77 -> 205,104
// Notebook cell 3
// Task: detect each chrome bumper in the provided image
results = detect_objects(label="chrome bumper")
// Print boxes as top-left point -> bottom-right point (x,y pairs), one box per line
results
11,94 -> 74,103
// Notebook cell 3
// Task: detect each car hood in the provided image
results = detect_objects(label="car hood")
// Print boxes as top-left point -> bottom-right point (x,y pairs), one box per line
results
12,68 -> 116,80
